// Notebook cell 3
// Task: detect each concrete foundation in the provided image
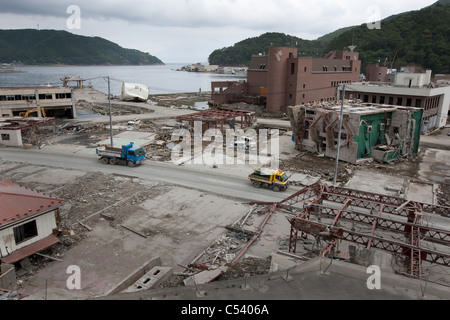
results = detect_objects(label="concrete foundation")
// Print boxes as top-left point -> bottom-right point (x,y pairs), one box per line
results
104,256 -> 161,296
122,266 -> 173,292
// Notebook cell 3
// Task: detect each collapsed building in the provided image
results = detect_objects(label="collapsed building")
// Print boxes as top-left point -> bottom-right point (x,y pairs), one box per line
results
287,102 -> 423,164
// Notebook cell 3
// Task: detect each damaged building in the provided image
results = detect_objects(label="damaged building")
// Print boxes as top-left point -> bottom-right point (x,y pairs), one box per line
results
211,46 -> 361,113
0,180 -> 65,267
287,102 -> 423,164
0,86 -> 76,119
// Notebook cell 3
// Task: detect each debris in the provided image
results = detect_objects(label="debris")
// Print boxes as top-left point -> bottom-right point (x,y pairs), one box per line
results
35,253 -> 63,262
77,220 -> 93,231
121,225 -> 148,238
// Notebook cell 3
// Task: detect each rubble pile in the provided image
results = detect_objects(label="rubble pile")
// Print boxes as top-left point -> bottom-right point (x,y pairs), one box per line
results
54,172 -> 167,225
281,152 -> 355,184
219,256 -> 272,281
149,92 -> 211,109
77,99 -> 154,116
21,127 -> 56,149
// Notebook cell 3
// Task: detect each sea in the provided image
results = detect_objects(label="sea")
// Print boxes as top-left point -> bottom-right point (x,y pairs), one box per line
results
0,64 -> 246,96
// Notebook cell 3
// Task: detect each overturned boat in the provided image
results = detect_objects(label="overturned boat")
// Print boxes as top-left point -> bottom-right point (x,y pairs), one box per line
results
121,82 -> 149,102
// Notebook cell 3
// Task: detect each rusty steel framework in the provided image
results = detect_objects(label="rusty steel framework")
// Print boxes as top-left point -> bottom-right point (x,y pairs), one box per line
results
253,183 -> 450,278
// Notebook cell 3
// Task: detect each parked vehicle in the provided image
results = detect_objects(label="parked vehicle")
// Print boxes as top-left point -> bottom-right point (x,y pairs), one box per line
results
248,168 -> 289,191
96,142 -> 146,167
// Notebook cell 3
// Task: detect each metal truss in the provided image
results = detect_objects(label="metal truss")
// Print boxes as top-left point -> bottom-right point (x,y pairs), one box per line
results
277,184 -> 450,278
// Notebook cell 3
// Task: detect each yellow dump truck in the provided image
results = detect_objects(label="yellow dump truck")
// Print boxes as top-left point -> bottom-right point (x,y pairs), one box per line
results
248,168 -> 289,192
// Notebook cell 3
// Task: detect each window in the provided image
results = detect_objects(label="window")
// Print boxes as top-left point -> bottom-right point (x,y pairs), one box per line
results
304,67 -> 307,72
380,96 -> 385,104
13,220 -> 38,244
291,63 -> 295,75
406,98 -> 412,107
415,99 -> 422,107
397,98 -> 403,105
1,134 -> 10,141
388,97 -> 394,105
372,96 -> 377,103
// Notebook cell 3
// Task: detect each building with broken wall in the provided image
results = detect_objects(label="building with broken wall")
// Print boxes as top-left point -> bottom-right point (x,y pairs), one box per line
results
0,180 -> 65,267
211,46 -> 361,113
0,86 -> 76,119
287,103 -> 423,164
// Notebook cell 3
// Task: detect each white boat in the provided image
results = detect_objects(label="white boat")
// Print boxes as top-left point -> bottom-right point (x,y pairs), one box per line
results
120,82 -> 149,102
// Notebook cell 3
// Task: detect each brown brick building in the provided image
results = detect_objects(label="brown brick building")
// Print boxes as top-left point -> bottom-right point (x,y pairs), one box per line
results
211,46 -> 361,113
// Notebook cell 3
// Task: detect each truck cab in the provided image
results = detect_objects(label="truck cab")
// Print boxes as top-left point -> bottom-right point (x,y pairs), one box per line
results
125,144 -> 146,165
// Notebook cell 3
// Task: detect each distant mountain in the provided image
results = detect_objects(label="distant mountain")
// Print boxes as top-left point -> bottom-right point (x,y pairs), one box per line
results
0,29 -> 164,65
208,1 -> 449,74
208,32 -> 331,67
324,1 -> 450,73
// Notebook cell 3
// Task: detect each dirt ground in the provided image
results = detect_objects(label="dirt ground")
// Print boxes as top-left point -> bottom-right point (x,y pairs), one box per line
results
2,89 -> 450,298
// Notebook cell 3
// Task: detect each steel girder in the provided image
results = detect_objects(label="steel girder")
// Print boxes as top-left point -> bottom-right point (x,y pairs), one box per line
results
287,216 -> 450,271
299,203 -> 450,246
283,184 -> 450,278
321,185 -> 450,217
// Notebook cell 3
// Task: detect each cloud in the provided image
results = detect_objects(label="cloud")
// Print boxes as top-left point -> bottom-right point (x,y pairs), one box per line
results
0,0 -> 438,62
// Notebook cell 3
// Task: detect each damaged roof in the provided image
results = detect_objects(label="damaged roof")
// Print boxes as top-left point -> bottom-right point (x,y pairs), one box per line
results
0,180 -> 65,229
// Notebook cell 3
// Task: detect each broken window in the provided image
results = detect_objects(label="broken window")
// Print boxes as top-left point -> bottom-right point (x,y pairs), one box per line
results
13,220 -> 38,244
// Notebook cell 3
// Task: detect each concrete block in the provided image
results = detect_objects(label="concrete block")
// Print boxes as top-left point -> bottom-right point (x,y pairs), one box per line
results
123,266 -> 173,292
105,256 -> 161,295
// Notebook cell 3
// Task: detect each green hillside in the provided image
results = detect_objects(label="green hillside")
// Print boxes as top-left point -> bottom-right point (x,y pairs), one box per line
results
0,29 -> 164,65
325,1 -> 450,73
208,1 -> 449,74
208,32 -> 329,67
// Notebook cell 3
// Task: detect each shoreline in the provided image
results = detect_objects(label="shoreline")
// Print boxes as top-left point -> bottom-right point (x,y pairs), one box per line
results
0,69 -> 26,73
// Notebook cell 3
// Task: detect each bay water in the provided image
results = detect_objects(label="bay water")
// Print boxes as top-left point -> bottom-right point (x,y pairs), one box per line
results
0,64 -> 246,96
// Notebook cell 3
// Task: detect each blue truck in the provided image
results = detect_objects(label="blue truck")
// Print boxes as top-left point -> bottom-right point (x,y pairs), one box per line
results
96,142 -> 146,167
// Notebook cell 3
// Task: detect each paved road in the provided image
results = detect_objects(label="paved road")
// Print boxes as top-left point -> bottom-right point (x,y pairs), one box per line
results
0,148 -> 299,204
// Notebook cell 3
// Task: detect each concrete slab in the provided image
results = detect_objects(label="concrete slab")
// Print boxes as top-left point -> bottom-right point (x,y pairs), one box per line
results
418,149 -> 450,185
407,181 -> 435,204
345,170 -> 406,196
183,267 -> 228,286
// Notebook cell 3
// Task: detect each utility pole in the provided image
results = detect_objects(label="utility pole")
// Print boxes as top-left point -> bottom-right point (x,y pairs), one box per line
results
107,76 -> 113,147
333,84 -> 345,186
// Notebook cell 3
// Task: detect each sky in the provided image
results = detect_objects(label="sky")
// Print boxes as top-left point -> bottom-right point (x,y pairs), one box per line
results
0,0 -> 439,63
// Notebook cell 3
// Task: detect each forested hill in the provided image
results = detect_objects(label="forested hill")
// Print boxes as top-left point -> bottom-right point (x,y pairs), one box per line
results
208,32 -> 328,67
0,29 -> 164,65
208,1 -> 449,74
325,1 -> 450,73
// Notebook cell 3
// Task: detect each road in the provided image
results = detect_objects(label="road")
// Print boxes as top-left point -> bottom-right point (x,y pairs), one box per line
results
0,148 -> 299,204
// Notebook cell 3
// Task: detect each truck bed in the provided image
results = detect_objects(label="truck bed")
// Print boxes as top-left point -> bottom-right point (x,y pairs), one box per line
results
97,147 -> 123,158
248,174 -> 271,182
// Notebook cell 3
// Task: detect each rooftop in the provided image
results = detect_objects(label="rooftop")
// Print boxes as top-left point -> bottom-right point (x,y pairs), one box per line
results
0,180 -> 65,229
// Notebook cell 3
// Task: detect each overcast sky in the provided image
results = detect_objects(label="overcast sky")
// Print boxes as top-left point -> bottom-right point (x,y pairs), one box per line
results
0,0 -> 438,63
